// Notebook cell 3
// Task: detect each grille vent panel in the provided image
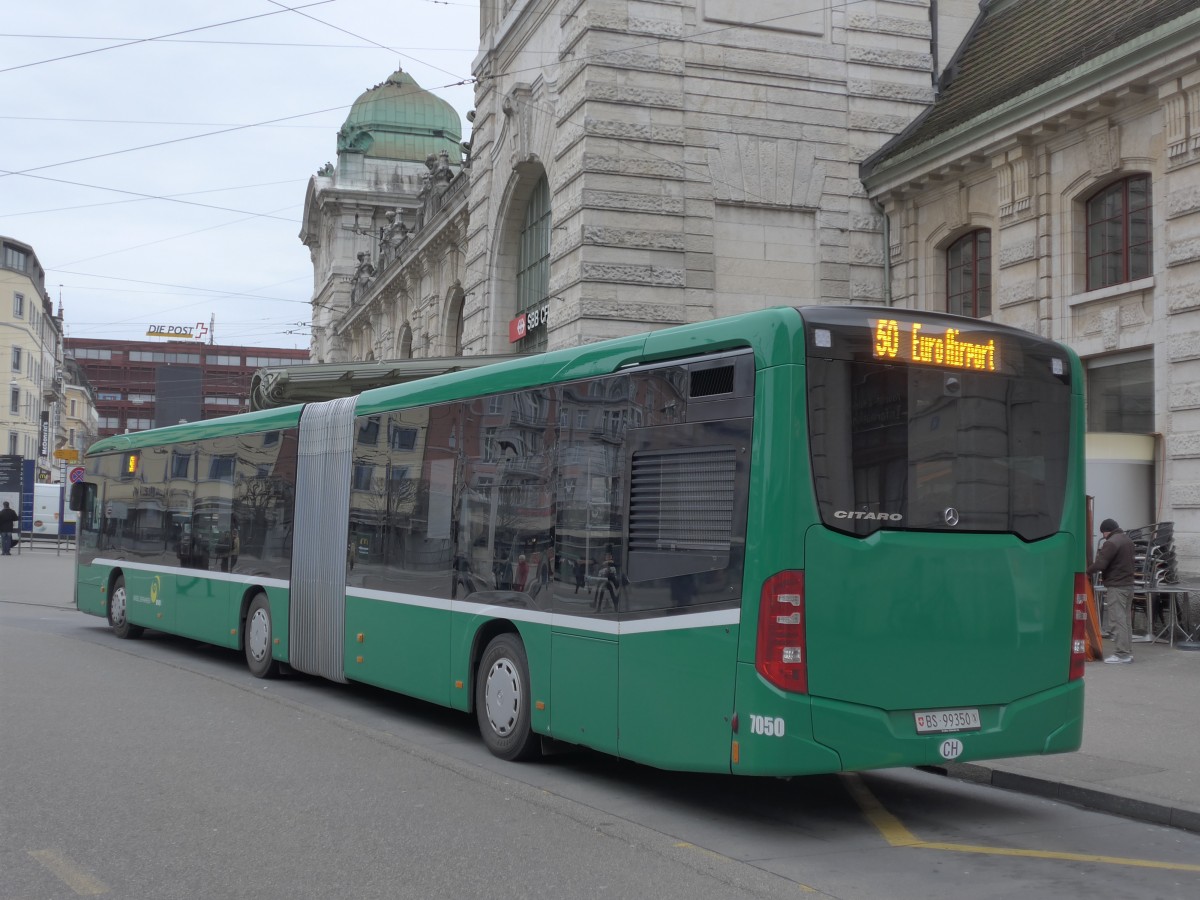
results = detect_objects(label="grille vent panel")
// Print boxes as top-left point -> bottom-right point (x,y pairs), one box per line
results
690,365 -> 735,398
630,446 -> 736,552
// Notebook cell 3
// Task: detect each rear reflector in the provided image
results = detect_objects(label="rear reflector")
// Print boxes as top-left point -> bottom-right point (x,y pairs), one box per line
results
756,571 -> 808,693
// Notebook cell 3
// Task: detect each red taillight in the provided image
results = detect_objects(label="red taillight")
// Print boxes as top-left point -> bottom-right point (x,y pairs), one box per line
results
756,571 -> 808,693
1069,573 -> 1088,681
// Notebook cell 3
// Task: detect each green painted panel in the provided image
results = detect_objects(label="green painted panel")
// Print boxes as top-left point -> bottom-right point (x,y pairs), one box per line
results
87,406 -> 302,456
345,595 -> 452,705
617,623 -> 738,772
730,661 -> 840,776
804,529 -> 1077,712
121,567 -> 174,631
737,362 -> 813,665
76,564 -> 109,618
550,633 -> 618,753
809,680 -> 1082,771
174,573 -> 234,647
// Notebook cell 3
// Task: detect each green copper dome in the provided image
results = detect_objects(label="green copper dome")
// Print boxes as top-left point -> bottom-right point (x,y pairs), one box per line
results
337,68 -> 463,164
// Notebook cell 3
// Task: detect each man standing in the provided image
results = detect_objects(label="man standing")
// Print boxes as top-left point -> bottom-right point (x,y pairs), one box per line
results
1087,518 -> 1136,664
0,500 -> 17,555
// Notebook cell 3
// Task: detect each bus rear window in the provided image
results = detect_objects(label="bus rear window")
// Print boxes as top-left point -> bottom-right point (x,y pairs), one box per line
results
806,356 -> 1071,541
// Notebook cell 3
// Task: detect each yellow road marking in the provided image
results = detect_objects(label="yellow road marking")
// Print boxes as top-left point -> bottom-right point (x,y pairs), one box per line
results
27,849 -> 109,895
843,774 -> 1200,873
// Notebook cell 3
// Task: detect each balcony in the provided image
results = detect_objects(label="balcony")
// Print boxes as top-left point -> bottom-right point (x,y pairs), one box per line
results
42,376 -> 63,401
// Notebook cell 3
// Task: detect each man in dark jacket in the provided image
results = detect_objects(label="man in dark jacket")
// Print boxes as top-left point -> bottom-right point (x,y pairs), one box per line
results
0,500 -> 18,555
1087,518 -> 1136,664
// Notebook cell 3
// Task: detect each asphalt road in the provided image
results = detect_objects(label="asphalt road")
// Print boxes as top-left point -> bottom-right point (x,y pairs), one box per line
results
3,551 -> 1199,899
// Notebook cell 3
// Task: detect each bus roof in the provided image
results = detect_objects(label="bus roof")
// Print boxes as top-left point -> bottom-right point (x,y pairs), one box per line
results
87,304 -> 1068,457
87,307 -> 806,457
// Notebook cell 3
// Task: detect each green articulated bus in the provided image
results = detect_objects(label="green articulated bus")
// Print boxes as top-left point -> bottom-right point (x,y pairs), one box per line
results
72,306 -> 1087,774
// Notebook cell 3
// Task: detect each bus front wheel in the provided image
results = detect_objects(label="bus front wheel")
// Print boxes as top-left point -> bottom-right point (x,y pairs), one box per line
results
476,633 -> 540,761
107,575 -> 144,640
244,593 -> 278,679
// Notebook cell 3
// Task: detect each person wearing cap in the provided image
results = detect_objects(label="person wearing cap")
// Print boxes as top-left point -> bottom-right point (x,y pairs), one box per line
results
1087,518 -> 1136,664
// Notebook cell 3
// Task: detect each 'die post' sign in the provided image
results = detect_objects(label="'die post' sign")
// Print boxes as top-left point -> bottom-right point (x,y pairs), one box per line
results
871,318 -> 998,372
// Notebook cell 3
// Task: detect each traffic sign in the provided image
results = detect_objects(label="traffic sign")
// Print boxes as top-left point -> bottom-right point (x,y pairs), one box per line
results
54,448 -> 80,461
69,466 -> 86,484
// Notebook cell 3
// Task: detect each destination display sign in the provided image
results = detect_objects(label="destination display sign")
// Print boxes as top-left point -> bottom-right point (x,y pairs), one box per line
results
871,318 -> 999,372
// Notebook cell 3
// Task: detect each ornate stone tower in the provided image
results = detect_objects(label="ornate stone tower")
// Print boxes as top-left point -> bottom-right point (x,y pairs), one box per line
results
300,68 -> 465,363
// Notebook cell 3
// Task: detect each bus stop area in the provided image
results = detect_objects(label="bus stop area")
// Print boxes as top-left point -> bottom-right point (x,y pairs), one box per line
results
4,550 -> 1199,835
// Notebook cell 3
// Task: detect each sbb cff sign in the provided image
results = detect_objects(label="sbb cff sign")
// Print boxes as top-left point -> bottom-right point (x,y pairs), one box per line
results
509,304 -> 550,343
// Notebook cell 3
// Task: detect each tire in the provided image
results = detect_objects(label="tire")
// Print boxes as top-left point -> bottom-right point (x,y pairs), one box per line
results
244,593 -> 279,678
475,633 -> 540,761
107,575 -> 144,640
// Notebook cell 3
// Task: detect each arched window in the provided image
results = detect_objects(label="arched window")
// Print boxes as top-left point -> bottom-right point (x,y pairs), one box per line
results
1086,175 -> 1151,291
515,175 -> 551,352
946,229 -> 991,318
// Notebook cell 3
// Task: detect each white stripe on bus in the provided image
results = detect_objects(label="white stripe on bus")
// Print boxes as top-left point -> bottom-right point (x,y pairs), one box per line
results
92,561 -> 740,636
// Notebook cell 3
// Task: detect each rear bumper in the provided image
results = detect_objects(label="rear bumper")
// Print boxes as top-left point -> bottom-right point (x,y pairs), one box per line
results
732,661 -> 1083,775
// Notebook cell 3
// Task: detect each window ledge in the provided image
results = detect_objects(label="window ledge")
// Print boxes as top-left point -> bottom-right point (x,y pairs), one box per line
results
1067,276 -> 1155,308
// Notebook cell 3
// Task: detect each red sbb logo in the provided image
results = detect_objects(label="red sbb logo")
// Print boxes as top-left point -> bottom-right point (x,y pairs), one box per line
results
509,313 -> 528,343
509,303 -> 550,343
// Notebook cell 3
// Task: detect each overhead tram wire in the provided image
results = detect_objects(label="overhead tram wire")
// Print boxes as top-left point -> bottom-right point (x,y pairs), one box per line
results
0,71 -> 473,182
0,169 -> 299,221
264,0 -> 473,84
0,0 -> 338,74
0,34 -> 475,52
1,178 -> 302,219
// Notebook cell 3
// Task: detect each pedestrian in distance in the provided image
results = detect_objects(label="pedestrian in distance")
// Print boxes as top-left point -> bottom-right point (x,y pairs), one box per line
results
515,554 -> 529,592
1087,518 -> 1136,664
0,500 -> 17,555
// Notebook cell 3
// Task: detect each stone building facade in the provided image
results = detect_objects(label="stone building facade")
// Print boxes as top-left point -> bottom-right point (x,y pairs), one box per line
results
861,0 -> 1200,575
463,0 -> 976,353
305,2 -> 980,364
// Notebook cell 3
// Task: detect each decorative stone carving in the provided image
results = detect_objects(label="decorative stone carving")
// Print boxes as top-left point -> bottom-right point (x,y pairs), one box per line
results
707,134 -> 825,208
1086,123 -> 1120,175
350,251 -> 375,305
1100,308 -> 1118,350
1165,92 -> 1188,158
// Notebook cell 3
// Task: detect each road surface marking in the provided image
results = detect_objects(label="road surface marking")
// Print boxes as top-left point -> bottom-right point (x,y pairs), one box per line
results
842,774 -> 1200,872
27,849 -> 109,895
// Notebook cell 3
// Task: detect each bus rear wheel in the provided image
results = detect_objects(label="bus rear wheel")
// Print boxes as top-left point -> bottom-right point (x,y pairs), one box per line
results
244,593 -> 278,679
107,575 -> 144,640
476,633 -> 540,761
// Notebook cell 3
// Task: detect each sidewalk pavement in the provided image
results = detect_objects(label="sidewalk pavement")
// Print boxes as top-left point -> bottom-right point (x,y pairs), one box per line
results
5,545 -> 1199,833
942,636 -> 1200,834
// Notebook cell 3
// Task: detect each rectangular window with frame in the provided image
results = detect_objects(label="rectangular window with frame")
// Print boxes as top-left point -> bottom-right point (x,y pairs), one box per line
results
208,455 -> 235,480
388,423 -> 417,450
170,452 -> 191,478
9,387 -> 19,415
352,464 -> 374,491
12,292 -> 23,318
1086,356 -> 1153,433
10,346 -> 20,372
358,416 -> 380,445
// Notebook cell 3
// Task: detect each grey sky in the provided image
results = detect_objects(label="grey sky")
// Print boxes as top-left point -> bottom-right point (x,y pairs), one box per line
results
1,0 -> 479,349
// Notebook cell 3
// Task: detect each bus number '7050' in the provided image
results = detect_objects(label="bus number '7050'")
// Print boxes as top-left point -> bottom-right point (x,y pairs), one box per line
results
749,715 -> 786,737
